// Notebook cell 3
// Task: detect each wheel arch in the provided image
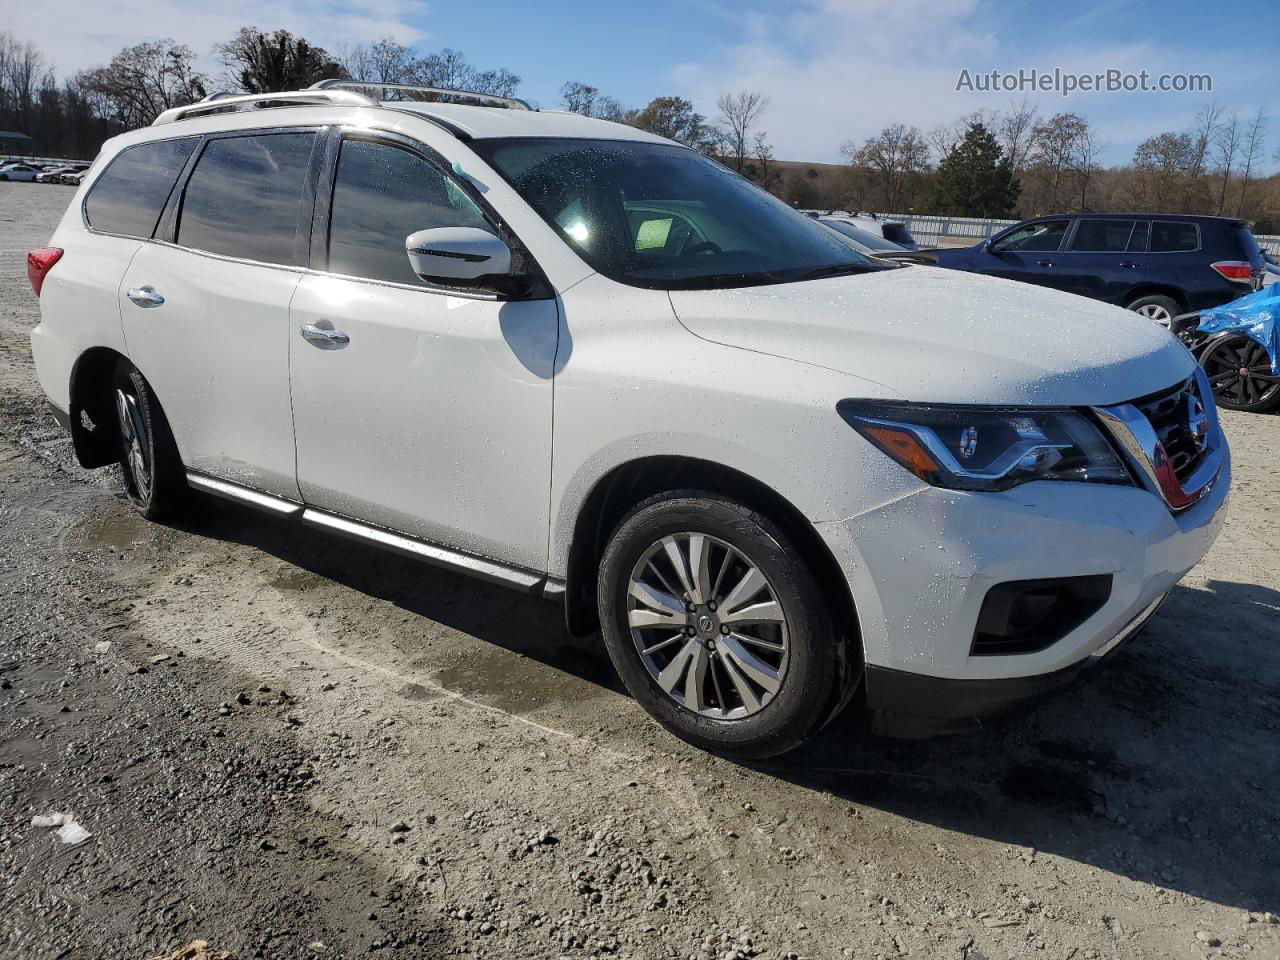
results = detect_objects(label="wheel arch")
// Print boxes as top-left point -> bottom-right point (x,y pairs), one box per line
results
1123,285 -> 1187,312
67,346 -> 131,468
562,455 -> 861,654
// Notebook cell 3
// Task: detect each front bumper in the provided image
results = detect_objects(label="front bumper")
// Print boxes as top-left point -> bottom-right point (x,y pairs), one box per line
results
815,420 -> 1230,724
864,592 -> 1165,735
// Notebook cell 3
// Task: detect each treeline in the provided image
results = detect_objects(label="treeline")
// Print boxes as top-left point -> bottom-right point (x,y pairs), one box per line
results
782,99 -> 1280,231
3,29 -> 1278,230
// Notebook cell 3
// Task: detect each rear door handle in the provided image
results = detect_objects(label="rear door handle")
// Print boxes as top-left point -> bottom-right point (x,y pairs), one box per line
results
1118,261 -> 1139,269
300,323 -> 350,349
1035,259 -> 1055,268
127,285 -> 165,307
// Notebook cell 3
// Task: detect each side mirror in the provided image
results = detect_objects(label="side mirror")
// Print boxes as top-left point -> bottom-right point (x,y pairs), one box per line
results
405,227 -> 512,286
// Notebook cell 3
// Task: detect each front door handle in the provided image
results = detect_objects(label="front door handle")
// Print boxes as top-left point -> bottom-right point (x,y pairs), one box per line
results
1035,259 -> 1055,268
300,323 -> 350,349
127,285 -> 165,308
1118,261 -> 1139,269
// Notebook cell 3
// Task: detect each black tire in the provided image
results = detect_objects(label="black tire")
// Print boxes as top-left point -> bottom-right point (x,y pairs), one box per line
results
111,360 -> 188,519
1200,334 -> 1280,412
598,491 -> 850,759
1126,294 -> 1181,326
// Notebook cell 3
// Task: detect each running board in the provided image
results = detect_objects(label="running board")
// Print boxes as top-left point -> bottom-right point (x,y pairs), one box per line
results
186,471 -> 303,516
185,470 -> 547,595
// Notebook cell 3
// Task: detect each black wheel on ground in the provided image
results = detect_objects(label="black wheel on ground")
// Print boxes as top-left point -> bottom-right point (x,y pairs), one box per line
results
598,490 -> 851,759
111,360 -> 188,519
1126,294 -> 1181,326
1200,333 -> 1280,412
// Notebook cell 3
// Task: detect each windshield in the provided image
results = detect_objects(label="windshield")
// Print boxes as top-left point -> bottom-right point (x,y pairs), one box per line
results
470,137 -> 884,290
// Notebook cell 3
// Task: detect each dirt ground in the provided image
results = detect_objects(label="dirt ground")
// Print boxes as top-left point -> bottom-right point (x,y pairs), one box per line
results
1,181 -> 1278,960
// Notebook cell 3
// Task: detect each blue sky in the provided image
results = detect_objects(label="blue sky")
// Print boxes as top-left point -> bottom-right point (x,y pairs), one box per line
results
16,0 -> 1278,169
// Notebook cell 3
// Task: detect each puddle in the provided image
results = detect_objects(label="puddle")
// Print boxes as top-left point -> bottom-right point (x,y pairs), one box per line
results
85,512 -> 147,551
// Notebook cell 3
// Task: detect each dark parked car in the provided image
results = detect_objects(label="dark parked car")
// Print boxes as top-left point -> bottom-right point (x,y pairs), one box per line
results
932,213 -> 1266,324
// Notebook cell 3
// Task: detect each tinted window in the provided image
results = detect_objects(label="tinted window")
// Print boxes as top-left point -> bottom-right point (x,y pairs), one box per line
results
471,137 -> 881,290
328,139 -> 493,286
881,223 -> 915,247
821,219 -> 900,252
1127,221 -> 1149,252
177,133 -> 315,265
84,138 -> 197,238
990,220 -> 1069,253
1069,219 -> 1135,252
1151,221 -> 1199,252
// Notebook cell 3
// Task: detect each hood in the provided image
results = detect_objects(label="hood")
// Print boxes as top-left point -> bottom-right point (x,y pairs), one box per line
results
668,266 -> 1193,406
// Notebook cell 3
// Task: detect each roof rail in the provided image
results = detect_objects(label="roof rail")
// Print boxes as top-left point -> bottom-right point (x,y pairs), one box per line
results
309,79 -> 533,111
152,88 -> 376,125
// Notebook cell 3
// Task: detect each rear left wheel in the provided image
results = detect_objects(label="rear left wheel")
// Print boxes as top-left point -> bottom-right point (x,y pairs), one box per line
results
1127,294 -> 1180,327
112,361 -> 188,519
598,491 -> 852,759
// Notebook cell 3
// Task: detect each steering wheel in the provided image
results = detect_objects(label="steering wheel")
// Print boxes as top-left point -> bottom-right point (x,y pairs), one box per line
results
682,240 -> 722,256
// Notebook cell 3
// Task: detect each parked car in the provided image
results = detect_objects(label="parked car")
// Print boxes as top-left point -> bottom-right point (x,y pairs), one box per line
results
933,213 -> 1266,325
36,165 -> 83,183
809,210 -> 919,250
28,83 -> 1229,757
59,170 -> 87,186
817,216 -> 938,265
0,163 -> 40,181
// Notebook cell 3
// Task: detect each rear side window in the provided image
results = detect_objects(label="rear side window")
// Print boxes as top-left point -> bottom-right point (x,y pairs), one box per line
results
327,139 -> 493,286
83,138 -> 197,238
1151,221 -> 1199,252
881,223 -> 915,247
1127,221 -> 1149,252
177,133 -> 315,265
1069,220 -> 1135,252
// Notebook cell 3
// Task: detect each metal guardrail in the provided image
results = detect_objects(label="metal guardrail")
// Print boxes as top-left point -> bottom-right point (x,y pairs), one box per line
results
1,154 -> 89,167
876,212 -> 1280,256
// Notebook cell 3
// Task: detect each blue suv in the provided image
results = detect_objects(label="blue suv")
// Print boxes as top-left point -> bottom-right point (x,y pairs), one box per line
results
932,213 -> 1265,325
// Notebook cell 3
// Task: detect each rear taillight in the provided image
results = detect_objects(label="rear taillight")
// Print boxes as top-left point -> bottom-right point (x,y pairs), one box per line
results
27,247 -> 64,298
1211,260 -> 1255,284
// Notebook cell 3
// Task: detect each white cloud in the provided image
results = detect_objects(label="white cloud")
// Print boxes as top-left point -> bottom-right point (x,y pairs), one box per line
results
6,0 -> 429,79
670,0 -> 1268,165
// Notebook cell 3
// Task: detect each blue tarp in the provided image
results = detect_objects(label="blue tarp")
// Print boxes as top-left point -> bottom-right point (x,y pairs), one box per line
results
1197,285 -> 1280,375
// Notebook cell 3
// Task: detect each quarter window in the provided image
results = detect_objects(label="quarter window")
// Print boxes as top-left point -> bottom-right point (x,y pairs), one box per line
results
1069,220 -> 1136,252
1151,221 -> 1199,252
83,138 -> 198,238
327,139 -> 494,286
177,133 -> 316,265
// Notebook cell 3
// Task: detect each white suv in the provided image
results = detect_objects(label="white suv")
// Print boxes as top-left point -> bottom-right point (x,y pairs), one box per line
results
28,83 -> 1230,757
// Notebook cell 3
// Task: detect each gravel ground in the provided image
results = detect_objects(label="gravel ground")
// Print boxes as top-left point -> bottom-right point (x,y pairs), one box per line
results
1,181 -> 1278,960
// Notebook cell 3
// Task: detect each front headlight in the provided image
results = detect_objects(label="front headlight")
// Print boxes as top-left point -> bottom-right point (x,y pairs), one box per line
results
837,401 -> 1131,492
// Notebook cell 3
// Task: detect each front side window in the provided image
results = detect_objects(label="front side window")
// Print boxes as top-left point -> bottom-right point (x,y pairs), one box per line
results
177,133 -> 315,265
990,220 -> 1069,253
1069,220 -> 1136,252
84,138 -> 197,238
471,137 -> 882,290
327,139 -> 493,286
1151,221 -> 1199,253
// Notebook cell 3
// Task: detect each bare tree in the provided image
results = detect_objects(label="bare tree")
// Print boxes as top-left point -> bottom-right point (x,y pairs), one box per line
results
1180,102 -> 1221,209
81,40 -> 206,127
844,123 -> 931,211
559,81 -> 625,120
1132,131 -> 1193,209
336,36 -> 413,84
1072,125 -> 1105,210
1030,113 -> 1089,210
928,109 -> 995,165
1236,105 -> 1267,216
998,97 -> 1040,173
716,90 -> 769,173
1213,112 -> 1240,216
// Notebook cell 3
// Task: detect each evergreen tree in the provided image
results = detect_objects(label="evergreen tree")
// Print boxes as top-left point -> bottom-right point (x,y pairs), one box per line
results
930,122 -> 1020,217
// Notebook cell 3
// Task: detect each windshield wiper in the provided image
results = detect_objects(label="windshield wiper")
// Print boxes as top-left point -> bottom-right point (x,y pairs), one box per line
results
794,262 -> 881,283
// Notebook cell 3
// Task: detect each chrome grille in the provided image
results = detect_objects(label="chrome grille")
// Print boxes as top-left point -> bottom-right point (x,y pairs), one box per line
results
1130,376 -> 1207,486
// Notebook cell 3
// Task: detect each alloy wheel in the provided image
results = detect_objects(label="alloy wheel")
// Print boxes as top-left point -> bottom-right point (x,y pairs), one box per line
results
1134,303 -> 1172,325
626,532 -> 789,719
1203,337 -> 1280,408
115,387 -> 151,501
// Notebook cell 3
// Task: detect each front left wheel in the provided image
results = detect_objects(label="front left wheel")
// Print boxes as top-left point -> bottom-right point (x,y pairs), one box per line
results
598,491 -> 852,759
111,361 -> 188,519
